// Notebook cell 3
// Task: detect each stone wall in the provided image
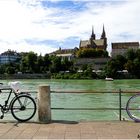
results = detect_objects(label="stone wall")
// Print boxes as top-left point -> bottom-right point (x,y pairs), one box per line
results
74,57 -> 110,70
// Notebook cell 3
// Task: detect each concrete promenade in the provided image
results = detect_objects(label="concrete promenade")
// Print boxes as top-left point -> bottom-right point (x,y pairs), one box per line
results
0,121 -> 140,139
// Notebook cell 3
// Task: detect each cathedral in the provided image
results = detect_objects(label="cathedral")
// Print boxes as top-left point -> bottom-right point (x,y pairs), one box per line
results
79,25 -> 107,50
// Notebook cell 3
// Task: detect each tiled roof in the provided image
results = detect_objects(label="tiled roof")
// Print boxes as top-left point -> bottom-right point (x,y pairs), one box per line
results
94,39 -> 104,46
80,39 -> 104,48
80,40 -> 90,47
50,47 -> 78,55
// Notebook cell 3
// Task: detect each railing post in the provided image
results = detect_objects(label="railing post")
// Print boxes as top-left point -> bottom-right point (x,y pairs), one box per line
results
119,88 -> 122,121
38,85 -> 51,123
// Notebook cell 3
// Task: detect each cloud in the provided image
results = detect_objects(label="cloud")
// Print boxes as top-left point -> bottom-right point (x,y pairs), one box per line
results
0,0 -> 139,55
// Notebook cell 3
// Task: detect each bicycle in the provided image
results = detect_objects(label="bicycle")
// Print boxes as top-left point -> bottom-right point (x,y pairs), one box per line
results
0,82 -> 36,122
126,93 -> 140,122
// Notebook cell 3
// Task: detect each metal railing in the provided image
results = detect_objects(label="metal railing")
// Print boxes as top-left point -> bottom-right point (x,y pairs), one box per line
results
51,89 -> 140,121
1,86 -> 140,122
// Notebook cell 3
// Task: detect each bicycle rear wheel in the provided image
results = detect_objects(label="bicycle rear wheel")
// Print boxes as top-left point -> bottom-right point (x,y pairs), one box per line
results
11,95 -> 36,122
126,94 -> 140,122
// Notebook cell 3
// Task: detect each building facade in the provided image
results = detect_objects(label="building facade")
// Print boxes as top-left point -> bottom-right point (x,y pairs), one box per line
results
79,25 -> 107,50
0,50 -> 20,64
111,42 -> 140,57
49,47 -> 78,61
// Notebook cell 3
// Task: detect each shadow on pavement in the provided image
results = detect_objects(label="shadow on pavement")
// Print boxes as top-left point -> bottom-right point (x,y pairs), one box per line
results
51,120 -> 79,124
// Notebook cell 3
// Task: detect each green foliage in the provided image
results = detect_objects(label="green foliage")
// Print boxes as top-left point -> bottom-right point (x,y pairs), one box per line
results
0,65 -> 6,74
104,49 -> 140,79
76,48 -> 109,58
125,49 -> 136,60
5,67 -> 15,74
0,52 -> 74,75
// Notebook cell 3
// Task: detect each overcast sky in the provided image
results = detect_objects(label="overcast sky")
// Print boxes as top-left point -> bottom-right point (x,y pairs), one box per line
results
0,0 -> 139,55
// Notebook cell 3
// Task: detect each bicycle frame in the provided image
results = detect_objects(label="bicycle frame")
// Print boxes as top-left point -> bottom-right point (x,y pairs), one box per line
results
0,88 -> 13,110
0,88 -> 27,114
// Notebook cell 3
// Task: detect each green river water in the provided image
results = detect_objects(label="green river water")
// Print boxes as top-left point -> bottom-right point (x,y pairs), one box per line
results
0,79 -> 140,121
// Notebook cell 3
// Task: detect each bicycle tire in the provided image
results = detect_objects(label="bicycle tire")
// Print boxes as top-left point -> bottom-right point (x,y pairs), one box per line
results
126,94 -> 140,122
11,95 -> 36,122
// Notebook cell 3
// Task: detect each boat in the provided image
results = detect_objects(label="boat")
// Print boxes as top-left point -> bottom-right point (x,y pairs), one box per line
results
105,77 -> 114,81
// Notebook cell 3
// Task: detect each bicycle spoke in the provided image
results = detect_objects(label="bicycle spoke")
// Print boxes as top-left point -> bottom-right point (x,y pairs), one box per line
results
11,95 -> 36,122
24,96 -> 28,107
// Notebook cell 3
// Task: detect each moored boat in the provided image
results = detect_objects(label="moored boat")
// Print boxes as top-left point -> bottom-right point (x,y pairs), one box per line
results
105,77 -> 114,81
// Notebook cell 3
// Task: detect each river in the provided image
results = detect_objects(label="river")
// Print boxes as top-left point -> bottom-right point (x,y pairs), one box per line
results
0,79 -> 140,121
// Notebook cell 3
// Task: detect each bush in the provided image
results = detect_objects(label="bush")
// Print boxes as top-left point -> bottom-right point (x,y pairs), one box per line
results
76,48 -> 109,58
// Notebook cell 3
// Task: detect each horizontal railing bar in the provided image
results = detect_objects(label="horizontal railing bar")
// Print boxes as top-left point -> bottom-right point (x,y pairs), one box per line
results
51,90 -> 118,93
0,91 -> 37,94
121,91 -> 140,93
22,91 -> 37,93
51,107 -> 126,110
51,90 -> 140,94
0,88 -> 12,90
127,108 -> 140,110
1,89 -> 140,94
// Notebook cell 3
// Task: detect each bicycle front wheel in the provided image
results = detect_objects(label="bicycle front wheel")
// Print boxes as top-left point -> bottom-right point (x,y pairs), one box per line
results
126,94 -> 140,122
11,95 -> 36,122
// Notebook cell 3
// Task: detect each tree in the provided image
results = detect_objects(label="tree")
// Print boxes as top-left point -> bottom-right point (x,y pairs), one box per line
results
44,54 -> 51,71
61,57 -> 73,71
114,55 -> 127,70
5,66 -> 15,74
136,49 -> 140,60
50,56 -> 62,73
37,55 -> 44,73
133,58 -> 140,78
0,65 -> 6,74
76,48 -> 109,58
104,59 -> 118,78
125,49 -> 136,60
105,48 -> 140,79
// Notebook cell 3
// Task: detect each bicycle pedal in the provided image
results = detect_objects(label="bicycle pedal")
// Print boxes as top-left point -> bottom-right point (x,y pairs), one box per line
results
0,115 -> 4,119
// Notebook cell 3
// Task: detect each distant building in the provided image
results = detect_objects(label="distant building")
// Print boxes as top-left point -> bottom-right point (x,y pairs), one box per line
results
49,47 -> 78,61
111,42 -> 140,57
79,25 -> 107,51
0,50 -> 20,64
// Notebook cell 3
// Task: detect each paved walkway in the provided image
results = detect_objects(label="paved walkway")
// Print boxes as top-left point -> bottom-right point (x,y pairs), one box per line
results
0,121 -> 140,139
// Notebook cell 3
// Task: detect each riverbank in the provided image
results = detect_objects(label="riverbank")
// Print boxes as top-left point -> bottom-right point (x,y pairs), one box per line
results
0,73 -> 50,79
0,72 -> 135,80
0,73 -> 100,79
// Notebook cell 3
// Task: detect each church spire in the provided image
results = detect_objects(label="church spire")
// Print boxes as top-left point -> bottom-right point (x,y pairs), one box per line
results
91,26 -> 95,40
101,24 -> 106,39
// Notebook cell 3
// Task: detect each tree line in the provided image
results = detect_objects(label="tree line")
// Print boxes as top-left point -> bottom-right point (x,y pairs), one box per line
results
104,49 -> 140,78
0,48 -> 140,79
0,52 -> 73,75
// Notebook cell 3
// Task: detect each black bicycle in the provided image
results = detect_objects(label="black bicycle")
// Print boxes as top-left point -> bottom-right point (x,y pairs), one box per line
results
126,93 -> 140,122
0,83 -> 36,122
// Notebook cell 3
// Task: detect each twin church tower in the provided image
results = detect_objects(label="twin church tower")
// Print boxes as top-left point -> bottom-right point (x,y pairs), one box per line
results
79,25 -> 107,51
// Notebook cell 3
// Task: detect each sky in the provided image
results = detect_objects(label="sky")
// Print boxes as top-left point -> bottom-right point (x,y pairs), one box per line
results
0,0 -> 140,56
